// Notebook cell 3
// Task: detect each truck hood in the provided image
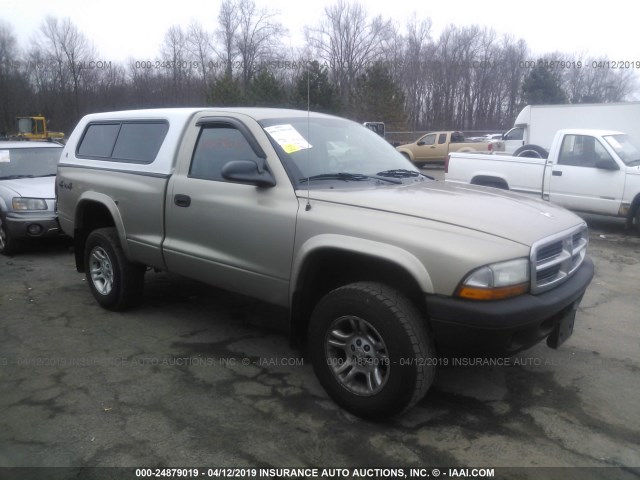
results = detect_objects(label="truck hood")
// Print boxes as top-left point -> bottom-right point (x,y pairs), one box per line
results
304,181 -> 584,246
0,176 -> 56,198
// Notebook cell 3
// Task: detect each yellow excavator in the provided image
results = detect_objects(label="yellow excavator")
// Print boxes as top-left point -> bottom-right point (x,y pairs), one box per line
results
14,115 -> 65,142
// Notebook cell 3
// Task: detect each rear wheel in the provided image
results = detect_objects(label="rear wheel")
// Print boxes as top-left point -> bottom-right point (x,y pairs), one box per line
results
84,227 -> 145,310
308,282 -> 435,419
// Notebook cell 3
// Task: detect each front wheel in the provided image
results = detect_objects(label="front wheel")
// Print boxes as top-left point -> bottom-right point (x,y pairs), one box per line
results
308,282 -> 435,419
84,227 -> 145,310
0,220 -> 17,256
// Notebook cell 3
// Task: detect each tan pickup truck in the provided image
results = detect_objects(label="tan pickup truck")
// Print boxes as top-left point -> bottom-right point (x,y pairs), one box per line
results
56,108 -> 592,419
397,131 -> 503,166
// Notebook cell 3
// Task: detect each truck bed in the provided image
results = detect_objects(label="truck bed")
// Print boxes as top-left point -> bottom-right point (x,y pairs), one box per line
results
446,152 -> 546,196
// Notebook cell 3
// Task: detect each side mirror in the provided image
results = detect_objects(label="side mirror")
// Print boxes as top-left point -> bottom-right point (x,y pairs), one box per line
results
595,158 -> 620,171
417,141 -> 425,146
221,160 -> 276,187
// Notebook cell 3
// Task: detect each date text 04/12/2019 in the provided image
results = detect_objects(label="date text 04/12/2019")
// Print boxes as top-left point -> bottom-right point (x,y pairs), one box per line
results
134,467 -> 497,478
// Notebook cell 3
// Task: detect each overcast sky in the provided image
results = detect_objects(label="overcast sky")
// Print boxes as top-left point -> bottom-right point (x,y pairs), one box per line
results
2,0 -> 634,62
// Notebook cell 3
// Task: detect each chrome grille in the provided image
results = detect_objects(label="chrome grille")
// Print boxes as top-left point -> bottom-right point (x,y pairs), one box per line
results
530,224 -> 588,294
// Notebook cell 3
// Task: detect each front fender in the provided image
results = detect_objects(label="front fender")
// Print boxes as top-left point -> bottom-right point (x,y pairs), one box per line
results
290,234 -> 434,303
396,147 -> 415,161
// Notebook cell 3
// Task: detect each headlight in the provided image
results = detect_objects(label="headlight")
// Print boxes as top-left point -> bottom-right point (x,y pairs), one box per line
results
456,258 -> 530,300
12,197 -> 48,211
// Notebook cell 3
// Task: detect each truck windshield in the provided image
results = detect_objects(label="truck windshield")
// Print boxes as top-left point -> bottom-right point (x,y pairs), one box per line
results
603,134 -> 640,166
0,147 -> 62,179
259,116 -> 419,188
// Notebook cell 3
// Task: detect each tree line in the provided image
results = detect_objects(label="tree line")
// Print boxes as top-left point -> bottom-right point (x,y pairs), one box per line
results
0,0 -> 636,137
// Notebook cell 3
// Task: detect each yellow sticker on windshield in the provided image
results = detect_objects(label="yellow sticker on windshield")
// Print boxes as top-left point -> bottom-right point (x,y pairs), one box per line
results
265,124 -> 312,154
0,150 -> 10,163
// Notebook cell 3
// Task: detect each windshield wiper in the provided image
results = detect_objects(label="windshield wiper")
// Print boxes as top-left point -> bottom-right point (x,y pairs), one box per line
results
626,159 -> 640,166
300,172 -> 401,184
376,169 -> 420,178
376,169 -> 434,180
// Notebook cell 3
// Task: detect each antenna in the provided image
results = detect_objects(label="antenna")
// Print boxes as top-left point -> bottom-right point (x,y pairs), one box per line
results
305,60 -> 312,212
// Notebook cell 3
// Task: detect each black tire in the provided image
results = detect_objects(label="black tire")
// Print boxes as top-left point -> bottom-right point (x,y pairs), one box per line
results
514,144 -> 548,159
308,282 -> 435,419
0,220 -> 17,256
84,227 -> 145,311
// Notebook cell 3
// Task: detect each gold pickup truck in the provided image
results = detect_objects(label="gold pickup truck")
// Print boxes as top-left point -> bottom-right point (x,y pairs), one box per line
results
56,109 -> 591,419
397,131 -> 504,166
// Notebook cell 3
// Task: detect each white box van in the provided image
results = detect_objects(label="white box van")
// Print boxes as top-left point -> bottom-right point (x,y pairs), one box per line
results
503,102 -> 640,158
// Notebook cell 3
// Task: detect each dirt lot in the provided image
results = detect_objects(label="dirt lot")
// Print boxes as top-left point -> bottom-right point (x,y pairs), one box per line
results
1,173 -> 639,479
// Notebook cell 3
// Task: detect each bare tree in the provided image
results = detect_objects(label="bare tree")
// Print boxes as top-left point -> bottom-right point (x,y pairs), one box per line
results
0,21 -> 26,133
39,16 -> 96,119
402,18 -> 432,128
496,36 -> 528,127
160,25 -> 189,103
187,21 -> 213,91
563,54 -> 637,103
235,0 -> 286,89
216,0 -> 241,78
306,0 -> 393,110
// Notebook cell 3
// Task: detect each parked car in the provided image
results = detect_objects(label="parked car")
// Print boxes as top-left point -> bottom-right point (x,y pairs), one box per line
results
0,141 -> 63,255
502,102 -> 640,157
484,133 -> 504,141
396,131 -> 504,166
445,129 -> 640,231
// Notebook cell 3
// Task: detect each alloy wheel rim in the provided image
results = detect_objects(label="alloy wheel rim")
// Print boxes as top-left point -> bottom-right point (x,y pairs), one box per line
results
89,247 -> 114,295
325,315 -> 390,396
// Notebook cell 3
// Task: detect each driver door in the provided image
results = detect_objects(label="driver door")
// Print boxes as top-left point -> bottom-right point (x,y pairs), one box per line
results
548,133 -> 625,215
163,116 -> 299,306
414,133 -> 437,162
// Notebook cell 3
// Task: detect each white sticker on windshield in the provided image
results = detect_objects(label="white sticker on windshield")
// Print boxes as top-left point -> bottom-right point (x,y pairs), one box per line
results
0,150 -> 10,163
264,124 -> 312,154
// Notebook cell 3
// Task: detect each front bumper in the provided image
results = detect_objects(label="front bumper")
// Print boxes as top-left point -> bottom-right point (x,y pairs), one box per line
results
3,211 -> 61,239
426,256 -> 595,355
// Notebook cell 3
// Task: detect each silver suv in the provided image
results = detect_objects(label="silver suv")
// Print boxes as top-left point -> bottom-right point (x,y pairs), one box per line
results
0,141 -> 62,255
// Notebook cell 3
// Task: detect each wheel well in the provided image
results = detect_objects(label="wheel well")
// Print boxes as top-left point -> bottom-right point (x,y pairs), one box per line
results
73,201 -> 116,272
290,249 -> 426,345
629,194 -> 640,227
471,176 -> 509,190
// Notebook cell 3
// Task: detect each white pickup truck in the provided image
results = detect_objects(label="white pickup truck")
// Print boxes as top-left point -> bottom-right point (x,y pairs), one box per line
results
446,129 -> 640,231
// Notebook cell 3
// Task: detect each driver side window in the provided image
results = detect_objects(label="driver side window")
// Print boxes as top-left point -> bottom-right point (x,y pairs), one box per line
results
504,128 -> 524,141
558,134 -> 611,168
190,126 -> 261,181
421,134 -> 436,145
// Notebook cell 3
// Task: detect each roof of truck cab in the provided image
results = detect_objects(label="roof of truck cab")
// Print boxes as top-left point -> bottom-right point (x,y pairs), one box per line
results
0,141 -> 63,149
60,108 -> 341,176
78,107 -> 335,122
